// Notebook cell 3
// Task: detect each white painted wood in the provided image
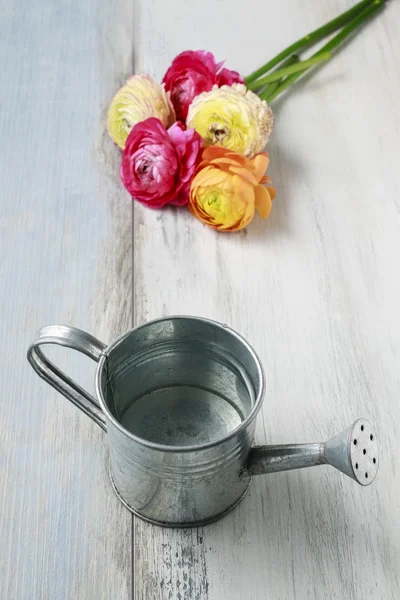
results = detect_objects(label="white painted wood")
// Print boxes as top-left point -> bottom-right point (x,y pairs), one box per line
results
133,1 -> 400,598
0,2 -> 134,599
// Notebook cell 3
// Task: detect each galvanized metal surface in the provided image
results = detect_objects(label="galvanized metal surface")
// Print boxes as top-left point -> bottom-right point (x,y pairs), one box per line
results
27,325 -> 107,430
28,318 -> 378,526
247,418 -> 378,486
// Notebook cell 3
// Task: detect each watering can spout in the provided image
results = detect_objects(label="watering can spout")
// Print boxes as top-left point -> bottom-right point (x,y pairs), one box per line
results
246,419 -> 378,486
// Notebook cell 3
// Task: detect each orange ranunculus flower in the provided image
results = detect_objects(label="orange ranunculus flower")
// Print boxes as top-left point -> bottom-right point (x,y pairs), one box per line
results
188,146 -> 276,231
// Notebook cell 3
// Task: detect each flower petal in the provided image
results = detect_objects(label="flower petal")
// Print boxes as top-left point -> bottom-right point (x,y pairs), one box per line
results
252,153 -> 270,182
254,185 -> 272,219
268,186 -> 276,201
228,166 -> 258,185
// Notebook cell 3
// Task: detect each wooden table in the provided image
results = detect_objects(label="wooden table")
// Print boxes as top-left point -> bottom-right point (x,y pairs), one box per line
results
1,1 -> 399,598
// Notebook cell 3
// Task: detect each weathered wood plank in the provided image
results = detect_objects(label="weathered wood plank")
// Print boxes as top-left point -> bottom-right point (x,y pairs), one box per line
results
132,1 -> 400,598
0,2 -> 134,598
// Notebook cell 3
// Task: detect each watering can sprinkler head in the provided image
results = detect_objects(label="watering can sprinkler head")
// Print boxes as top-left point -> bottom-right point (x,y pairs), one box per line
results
323,418 -> 378,485
246,418 -> 378,486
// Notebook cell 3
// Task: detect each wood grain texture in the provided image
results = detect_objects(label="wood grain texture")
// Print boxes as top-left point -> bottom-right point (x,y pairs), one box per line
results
0,1 -> 133,599
132,1 -> 400,598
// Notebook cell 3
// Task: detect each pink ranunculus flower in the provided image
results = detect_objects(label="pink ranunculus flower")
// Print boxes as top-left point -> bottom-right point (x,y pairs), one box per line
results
162,50 -> 243,122
120,117 -> 202,208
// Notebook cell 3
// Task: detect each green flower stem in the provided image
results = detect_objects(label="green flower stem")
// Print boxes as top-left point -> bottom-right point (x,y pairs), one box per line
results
264,0 -> 384,103
244,0 -> 376,85
247,52 -> 331,91
258,55 -> 300,100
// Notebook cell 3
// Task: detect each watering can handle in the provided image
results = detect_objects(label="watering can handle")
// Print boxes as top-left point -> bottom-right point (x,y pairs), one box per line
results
27,325 -> 107,431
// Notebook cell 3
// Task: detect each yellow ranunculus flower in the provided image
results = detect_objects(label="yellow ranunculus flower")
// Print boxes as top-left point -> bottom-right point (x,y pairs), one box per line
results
189,146 -> 276,231
107,74 -> 175,149
186,84 -> 274,158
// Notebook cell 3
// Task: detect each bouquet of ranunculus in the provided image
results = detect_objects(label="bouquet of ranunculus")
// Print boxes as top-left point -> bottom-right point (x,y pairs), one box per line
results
107,0 -> 384,232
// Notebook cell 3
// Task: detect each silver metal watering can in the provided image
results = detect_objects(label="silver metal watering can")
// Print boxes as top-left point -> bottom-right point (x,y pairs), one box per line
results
27,316 -> 379,527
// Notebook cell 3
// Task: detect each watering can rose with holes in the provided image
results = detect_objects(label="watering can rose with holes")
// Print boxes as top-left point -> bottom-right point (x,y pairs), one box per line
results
27,316 -> 379,527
